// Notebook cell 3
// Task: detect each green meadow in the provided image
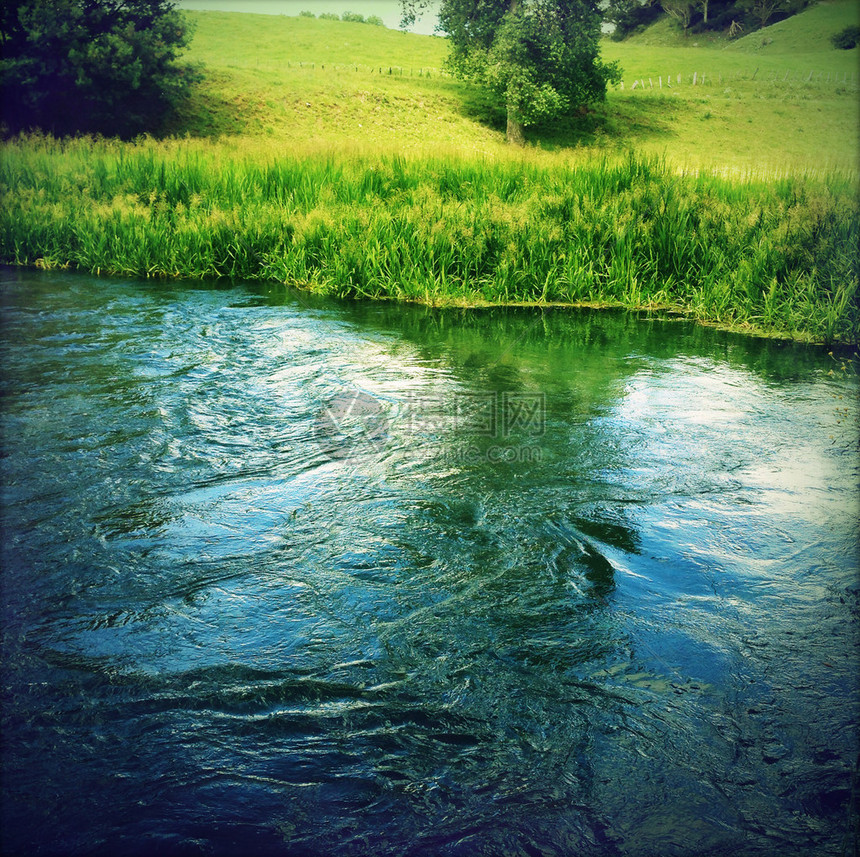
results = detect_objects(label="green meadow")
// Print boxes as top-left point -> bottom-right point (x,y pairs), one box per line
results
167,2 -> 860,173
1,1 -> 858,343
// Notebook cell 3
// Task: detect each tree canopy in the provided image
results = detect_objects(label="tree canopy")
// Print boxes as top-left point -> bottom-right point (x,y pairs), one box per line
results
1,0 -> 195,137
402,0 -> 620,144
603,0 -> 810,40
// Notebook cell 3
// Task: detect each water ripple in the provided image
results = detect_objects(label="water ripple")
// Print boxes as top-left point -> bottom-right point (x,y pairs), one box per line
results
1,269 -> 857,856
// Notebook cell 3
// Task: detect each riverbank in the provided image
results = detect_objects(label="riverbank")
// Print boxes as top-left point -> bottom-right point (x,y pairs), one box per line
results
2,4 -> 859,345
1,135 -> 857,344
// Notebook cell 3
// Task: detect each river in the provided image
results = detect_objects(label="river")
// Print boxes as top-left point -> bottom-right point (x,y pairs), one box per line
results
1,267 -> 857,856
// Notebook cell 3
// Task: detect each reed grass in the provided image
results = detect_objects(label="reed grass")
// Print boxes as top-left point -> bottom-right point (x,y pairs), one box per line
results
2,134 -> 856,343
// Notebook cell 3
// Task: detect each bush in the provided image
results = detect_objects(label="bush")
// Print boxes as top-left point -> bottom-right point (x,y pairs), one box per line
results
0,0 -> 196,138
341,12 -> 365,23
318,12 -> 339,20
366,15 -> 385,27
831,25 -> 860,49
299,10 -> 315,17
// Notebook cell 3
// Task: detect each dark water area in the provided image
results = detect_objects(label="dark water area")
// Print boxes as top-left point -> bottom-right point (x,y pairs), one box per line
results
1,266 -> 858,857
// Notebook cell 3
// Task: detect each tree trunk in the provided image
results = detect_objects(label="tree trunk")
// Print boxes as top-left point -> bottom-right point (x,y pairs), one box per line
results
506,103 -> 525,146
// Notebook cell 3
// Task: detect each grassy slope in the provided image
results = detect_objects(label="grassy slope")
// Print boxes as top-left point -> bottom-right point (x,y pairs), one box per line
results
599,1 -> 860,173
175,3 -> 860,173
728,0 -> 860,53
174,13 -> 491,149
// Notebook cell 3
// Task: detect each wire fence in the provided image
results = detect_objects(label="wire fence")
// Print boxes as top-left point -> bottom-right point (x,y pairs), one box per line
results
284,60 -> 450,77
273,59 -> 858,92
618,68 -> 859,91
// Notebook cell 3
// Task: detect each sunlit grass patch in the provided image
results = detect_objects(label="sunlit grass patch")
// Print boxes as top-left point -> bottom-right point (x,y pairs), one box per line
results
168,7 -> 859,171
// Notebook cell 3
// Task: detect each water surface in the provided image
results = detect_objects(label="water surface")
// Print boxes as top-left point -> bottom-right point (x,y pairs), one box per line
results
1,267 -> 858,856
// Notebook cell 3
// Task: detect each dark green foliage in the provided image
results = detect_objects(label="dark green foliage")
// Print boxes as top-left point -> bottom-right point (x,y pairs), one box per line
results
831,25 -> 860,49
402,0 -> 619,141
0,0 -> 196,137
603,0 -> 811,38
735,0 -> 808,29
605,0 -> 663,40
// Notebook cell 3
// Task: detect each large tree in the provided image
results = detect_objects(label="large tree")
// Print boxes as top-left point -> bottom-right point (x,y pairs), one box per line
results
1,0 -> 195,137
402,0 -> 620,145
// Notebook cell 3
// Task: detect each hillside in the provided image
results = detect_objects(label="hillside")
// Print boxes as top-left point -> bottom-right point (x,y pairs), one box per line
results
175,11 -> 467,146
599,0 -> 859,173
728,0 -> 860,53
174,4 -> 859,173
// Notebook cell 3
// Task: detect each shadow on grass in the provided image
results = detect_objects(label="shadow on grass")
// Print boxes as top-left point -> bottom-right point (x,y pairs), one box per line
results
456,82 -> 689,151
164,74 -> 248,138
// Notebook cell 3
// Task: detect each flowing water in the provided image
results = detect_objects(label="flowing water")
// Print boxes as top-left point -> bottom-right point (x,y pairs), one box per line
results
1,267 -> 858,857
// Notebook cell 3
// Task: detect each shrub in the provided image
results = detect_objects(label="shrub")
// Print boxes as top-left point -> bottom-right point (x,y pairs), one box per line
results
831,25 -> 860,49
0,0 -> 196,137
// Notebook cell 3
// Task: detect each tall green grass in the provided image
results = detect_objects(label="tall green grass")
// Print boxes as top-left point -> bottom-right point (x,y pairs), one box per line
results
2,134 -> 857,343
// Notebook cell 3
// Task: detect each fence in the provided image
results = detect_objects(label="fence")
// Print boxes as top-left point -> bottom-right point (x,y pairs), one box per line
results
284,60 -> 449,77
268,59 -> 858,90
619,68 -> 859,90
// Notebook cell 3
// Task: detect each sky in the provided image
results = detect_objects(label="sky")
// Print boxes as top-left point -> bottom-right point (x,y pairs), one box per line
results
175,1 -> 443,35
